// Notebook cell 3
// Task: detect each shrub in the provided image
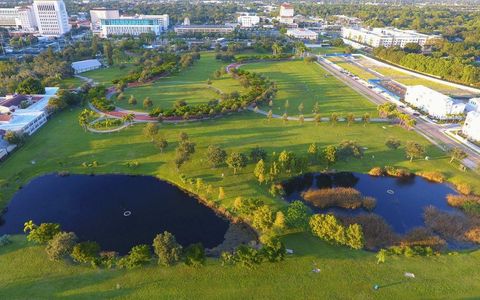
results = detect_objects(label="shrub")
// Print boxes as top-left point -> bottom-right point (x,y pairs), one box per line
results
384,166 -> 412,177
252,205 -> 275,231
455,182 -> 472,195
337,140 -> 363,159
465,227 -> 480,243
27,223 -> 61,244
385,137 -> 401,149
260,240 -> 286,262
341,214 -> 397,250
446,194 -> 480,215
118,244 -> 152,269
362,197 -> 377,211
424,206 -> 470,241
184,243 -> 205,267
250,146 -> 267,162
205,145 -> 227,168
71,241 -> 101,264
285,200 -> 310,229
152,231 -> 183,266
99,251 -> 118,269
401,227 -> 446,252
310,214 -> 364,249
234,245 -> 262,269
0,234 -> 11,246
302,187 -> 364,209
417,171 -> 445,183
45,231 -> 77,261
368,167 -> 384,176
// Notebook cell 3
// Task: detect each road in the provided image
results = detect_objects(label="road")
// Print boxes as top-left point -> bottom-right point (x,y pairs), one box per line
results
316,57 -> 480,170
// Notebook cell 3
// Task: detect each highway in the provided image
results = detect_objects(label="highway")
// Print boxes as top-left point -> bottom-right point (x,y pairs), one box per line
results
316,57 -> 480,170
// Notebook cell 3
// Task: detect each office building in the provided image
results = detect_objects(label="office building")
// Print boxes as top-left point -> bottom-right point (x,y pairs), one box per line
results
237,15 -> 260,28
279,3 -> 294,24
341,26 -> 436,48
90,8 -> 119,31
33,0 -> 71,37
99,15 -> 169,37
0,6 -> 37,31
286,28 -> 318,40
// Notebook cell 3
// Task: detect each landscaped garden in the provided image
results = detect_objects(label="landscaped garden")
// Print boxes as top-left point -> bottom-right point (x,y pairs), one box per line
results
1,51 -> 480,299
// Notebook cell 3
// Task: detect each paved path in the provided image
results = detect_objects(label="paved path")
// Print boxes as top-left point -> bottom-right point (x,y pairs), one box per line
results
317,56 -> 480,170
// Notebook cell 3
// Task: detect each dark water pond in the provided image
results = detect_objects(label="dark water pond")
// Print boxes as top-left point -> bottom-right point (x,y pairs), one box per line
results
0,174 -> 230,254
284,172 -> 461,234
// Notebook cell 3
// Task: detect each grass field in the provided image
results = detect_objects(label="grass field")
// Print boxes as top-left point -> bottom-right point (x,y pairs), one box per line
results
2,57 -> 480,299
112,52 -> 244,112
242,60 -> 377,117
58,77 -> 84,89
308,46 -> 347,55
82,65 -> 135,86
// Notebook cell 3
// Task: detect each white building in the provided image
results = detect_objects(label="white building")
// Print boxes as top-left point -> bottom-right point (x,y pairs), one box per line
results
279,3 -> 294,24
237,15 -> 260,28
286,28 -> 318,40
405,85 -> 466,119
89,8 -> 119,31
465,98 -> 480,113
463,111 -> 480,142
0,6 -> 37,31
342,26 -> 436,48
99,15 -> 169,37
174,24 -> 235,35
33,0 -> 71,37
72,59 -> 102,74
0,87 -> 58,136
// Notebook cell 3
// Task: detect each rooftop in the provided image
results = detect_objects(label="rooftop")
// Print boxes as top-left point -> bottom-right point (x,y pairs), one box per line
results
71,59 -> 102,71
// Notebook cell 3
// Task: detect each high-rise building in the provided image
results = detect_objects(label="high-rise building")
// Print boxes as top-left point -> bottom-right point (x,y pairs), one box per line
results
279,3 -> 294,24
0,6 -> 37,31
33,0 -> 70,37
99,15 -> 169,37
0,8 -> 18,28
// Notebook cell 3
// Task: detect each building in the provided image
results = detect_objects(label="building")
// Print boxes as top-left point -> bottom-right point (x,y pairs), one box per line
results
71,59 -> 102,74
33,0 -> 71,37
279,3 -> 294,24
341,26 -> 436,48
183,17 -> 190,26
99,15 -> 169,37
0,6 -> 37,31
404,85 -> 465,119
462,111 -> 480,142
174,24 -> 235,35
89,8 -> 119,31
0,87 -> 58,137
286,28 -> 318,40
237,15 -> 260,28
465,98 -> 480,113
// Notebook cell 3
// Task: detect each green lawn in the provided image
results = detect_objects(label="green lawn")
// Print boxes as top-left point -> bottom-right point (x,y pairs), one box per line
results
241,60 -> 377,117
308,46 -> 347,55
58,77 -> 84,89
1,234 -> 479,299
82,65 -> 135,86
112,52 -> 244,112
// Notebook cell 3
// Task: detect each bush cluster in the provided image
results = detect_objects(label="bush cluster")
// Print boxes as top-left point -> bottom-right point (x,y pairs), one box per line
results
221,240 -> 286,269
302,187 -> 376,211
309,214 -> 364,249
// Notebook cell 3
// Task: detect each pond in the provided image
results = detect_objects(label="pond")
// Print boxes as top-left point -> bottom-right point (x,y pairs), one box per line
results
0,174 -> 230,254
284,172 -> 462,234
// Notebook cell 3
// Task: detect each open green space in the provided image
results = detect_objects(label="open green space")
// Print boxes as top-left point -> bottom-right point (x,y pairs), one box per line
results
241,60 -> 377,117
82,65 -> 135,86
308,47 -> 347,55
2,56 -> 480,299
58,77 -> 84,89
111,52 -> 244,112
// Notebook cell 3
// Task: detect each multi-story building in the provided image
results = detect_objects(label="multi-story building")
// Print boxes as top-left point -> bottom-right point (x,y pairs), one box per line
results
174,24 -> 235,35
237,15 -> 260,28
99,15 -> 169,37
404,85 -> 466,119
463,111 -> 480,142
286,28 -> 318,40
89,8 -> 119,31
341,26 -> 436,48
466,98 -> 480,113
0,6 -> 37,31
33,0 -> 70,37
279,3 -> 294,24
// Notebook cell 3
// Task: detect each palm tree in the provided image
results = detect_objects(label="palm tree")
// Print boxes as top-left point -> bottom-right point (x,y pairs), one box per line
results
362,113 -> 370,127
122,113 -> 135,125
330,113 -> 339,126
272,42 -> 282,56
346,113 -> 355,126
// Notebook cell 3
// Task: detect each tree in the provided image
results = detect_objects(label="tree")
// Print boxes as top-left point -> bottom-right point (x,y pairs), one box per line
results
206,145 -> 227,168
226,152 -> 248,175
104,41 -> 114,65
286,201 -> 309,229
307,143 -> 318,162
118,244 -> 151,269
385,137 -> 401,149
179,132 -> 189,142
250,146 -> 267,162
143,123 -> 159,142
272,42 -> 282,56
152,231 -> 183,266
282,113 -> 288,125
273,211 -> 286,230
254,159 -> 266,184
405,141 -> 425,162
71,241 -> 100,264
117,92 -> 125,101
362,113 -> 370,127
260,239 -> 286,262
3,131 -> 25,145
184,243 -> 205,267
128,95 -> 137,105
376,249 -> 387,264
252,205 -> 275,231
298,102 -> 304,114
345,224 -> 364,250
154,136 -> 168,153
143,97 -> 153,108
46,231 -> 77,261
26,222 -> 61,244
267,110 -> 273,122
284,100 -> 289,112
218,187 -> 225,201
314,113 -> 321,126
16,77 -> 45,95
346,113 -> 355,126
298,114 -> 304,125
122,113 -> 135,125
449,147 -> 467,163
330,113 -> 339,126
323,145 -> 337,167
